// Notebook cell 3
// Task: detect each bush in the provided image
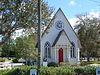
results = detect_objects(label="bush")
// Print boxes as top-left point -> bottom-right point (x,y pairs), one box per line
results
0,66 -> 97,75
47,62 -> 58,67
12,58 -> 18,63
74,66 -> 96,75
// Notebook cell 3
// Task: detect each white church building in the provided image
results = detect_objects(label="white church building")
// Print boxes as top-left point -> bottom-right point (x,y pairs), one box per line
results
40,8 -> 81,65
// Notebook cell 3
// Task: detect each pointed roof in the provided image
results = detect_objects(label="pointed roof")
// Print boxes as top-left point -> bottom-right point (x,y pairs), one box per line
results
42,8 -> 62,37
42,8 -> 78,39
52,29 -> 71,46
41,8 -> 81,48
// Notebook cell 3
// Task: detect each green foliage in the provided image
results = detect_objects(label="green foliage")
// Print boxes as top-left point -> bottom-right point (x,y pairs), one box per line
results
14,33 -> 37,59
74,66 -> 96,75
0,33 -> 37,60
47,62 -> 58,67
0,0 -> 54,45
0,66 -> 36,75
1,41 -> 16,57
0,66 -> 97,75
75,14 -> 100,61
12,58 -> 18,63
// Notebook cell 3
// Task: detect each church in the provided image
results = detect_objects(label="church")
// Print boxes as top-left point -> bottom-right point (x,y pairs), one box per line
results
40,8 -> 81,65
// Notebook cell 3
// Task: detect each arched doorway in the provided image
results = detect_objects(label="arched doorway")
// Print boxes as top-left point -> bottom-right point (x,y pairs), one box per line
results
58,48 -> 63,63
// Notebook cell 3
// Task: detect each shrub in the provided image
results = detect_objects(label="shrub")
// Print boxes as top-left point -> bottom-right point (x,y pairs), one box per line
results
0,66 -> 36,75
47,62 -> 58,67
74,66 -> 96,75
12,58 -> 18,63
0,66 -> 97,75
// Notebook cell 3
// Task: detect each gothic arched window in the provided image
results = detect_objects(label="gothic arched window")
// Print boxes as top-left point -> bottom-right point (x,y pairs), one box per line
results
70,42 -> 76,58
44,42 -> 51,58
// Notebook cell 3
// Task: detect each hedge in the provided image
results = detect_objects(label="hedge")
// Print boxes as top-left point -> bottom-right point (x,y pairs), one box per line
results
0,66 -> 98,75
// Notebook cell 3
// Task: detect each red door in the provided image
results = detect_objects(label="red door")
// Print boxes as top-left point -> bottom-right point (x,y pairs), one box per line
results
58,48 -> 63,63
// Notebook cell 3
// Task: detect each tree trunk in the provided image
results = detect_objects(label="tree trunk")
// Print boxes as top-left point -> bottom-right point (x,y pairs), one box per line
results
94,57 -> 96,61
98,57 -> 100,61
87,56 -> 90,62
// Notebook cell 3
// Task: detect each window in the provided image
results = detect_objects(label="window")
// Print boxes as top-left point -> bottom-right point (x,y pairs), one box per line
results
70,42 -> 75,58
44,42 -> 51,58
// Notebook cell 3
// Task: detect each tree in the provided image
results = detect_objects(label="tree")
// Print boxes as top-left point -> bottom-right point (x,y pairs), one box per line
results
1,39 -> 16,57
0,0 -> 54,45
1,33 -> 37,60
14,33 -> 37,60
75,14 -> 100,61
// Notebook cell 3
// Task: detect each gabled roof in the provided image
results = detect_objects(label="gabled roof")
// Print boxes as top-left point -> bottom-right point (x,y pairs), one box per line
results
39,8 -> 81,48
41,8 -> 62,37
42,8 -> 79,39
57,8 -> 81,48
36,8 -> 81,48
52,29 -> 71,46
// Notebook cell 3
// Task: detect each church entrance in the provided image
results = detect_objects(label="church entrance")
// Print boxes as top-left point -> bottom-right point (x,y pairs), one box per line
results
58,48 -> 63,63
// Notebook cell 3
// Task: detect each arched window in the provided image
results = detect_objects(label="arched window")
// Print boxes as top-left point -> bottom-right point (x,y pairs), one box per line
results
44,42 -> 51,58
70,42 -> 75,58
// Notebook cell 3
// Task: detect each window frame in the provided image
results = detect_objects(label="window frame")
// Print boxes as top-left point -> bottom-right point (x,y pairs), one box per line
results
44,41 -> 51,59
70,42 -> 76,58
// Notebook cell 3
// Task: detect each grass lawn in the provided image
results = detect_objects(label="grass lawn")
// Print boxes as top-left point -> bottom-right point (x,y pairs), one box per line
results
80,61 -> 100,66
0,57 -> 13,62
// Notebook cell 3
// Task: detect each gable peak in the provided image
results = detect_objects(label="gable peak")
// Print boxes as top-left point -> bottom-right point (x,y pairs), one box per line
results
57,8 -> 64,14
58,8 -> 62,11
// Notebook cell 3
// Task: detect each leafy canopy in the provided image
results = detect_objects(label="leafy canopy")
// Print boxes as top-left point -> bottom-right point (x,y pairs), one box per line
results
0,0 -> 54,45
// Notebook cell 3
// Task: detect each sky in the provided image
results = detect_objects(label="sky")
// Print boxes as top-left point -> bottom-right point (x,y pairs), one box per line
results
44,0 -> 100,26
